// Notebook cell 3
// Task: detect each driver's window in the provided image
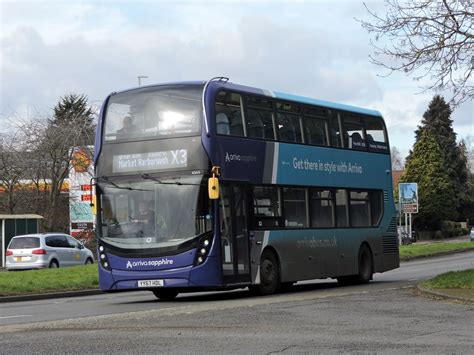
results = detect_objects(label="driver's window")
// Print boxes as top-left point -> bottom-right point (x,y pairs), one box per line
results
116,195 -> 131,222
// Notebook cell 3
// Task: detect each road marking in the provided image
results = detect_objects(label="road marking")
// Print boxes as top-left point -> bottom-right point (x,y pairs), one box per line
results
0,315 -> 32,320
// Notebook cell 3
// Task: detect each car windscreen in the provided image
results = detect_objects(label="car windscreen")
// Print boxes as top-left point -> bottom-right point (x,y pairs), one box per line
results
9,237 -> 40,249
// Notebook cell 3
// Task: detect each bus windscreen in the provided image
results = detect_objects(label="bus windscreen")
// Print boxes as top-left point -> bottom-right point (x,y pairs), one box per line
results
104,85 -> 203,142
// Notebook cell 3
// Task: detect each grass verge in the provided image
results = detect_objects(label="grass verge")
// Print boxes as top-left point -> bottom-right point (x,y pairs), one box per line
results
420,269 -> 474,302
0,264 -> 98,296
421,269 -> 474,290
399,241 -> 474,261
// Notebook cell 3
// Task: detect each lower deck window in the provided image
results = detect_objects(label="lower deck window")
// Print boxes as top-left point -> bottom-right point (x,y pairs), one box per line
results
253,186 -> 282,228
310,190 -> 334,227
250,185 -> 384,229
282,187 -> 308,228
350,191 -> 370,227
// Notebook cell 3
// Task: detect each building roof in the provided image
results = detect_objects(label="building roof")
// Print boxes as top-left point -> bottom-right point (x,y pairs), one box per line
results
0,214 -> 44,220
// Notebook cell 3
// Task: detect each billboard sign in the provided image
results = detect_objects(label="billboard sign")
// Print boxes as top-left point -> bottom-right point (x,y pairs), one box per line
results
399,182 -> 418,214
69,146 -> 95,237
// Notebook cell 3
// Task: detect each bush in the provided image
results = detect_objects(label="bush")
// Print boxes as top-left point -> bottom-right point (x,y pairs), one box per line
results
417,221 -> 470,239
75,229 -> 97,252
440,221 -> 469,238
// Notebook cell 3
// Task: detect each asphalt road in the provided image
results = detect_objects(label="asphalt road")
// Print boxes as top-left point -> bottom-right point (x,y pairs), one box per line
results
0,252 -> 473,353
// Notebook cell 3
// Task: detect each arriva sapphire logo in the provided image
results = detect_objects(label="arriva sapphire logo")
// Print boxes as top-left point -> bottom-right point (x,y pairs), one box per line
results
225,152 -> 257,163
126,258 -> 174,269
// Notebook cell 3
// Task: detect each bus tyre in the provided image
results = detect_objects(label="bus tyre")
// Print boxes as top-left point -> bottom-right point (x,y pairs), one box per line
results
49,260 -> 59,268
356,245 -> 373,283
250,250 -> 280,296
152,289 -> 179,301
337,245 -> 373,285
279,282 -> 295,293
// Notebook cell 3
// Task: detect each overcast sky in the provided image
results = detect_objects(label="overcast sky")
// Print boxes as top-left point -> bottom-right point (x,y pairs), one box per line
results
1,0 -> 472,159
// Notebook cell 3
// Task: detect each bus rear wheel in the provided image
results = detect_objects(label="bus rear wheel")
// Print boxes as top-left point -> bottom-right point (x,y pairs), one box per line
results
356,245 -> 373,283
152,289 -> 179,301
337,245 -> 373,285
249,250 -> 280,296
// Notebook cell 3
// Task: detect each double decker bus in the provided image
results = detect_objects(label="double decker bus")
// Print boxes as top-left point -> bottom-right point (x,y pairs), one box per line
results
93,77 -> 399,300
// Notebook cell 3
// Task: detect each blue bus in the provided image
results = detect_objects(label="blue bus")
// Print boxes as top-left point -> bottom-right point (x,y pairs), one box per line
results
93,77 -> 399,300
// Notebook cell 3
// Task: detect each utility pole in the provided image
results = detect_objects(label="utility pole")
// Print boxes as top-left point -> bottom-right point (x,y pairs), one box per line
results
137,76 -> 149,86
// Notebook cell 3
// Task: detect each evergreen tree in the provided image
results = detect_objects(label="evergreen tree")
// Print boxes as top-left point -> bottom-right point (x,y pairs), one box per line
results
402,130 -> 457,230
458,140 -> 474,221
406,95 -> 468,221
50,94 -> 95,140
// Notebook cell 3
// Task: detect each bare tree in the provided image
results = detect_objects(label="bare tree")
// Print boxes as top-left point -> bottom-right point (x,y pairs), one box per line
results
0,131 -> 26,213
391,146 -> 404,170
0,94 -> 96,232
37,94 -> 95,231
360,0 -> 473,105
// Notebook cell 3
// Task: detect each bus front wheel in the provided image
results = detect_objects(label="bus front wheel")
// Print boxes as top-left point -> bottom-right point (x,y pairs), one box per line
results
152,289 -> 179,301
249,250 -> 280,296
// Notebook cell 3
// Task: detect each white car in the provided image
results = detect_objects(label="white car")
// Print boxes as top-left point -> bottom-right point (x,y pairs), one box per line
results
6,233 -> 94,270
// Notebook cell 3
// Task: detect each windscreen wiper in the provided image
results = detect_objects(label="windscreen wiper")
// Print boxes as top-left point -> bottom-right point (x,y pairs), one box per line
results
141,173 -> 203,186
98,176 -> 148,191
141,173 -> 163,184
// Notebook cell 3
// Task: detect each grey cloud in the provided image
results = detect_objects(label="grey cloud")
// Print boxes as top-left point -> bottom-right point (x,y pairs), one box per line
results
0,6 -> 394,128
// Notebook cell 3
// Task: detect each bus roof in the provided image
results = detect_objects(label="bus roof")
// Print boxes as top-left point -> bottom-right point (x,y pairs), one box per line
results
107,80 -> 382,118
214,81 -> 383,117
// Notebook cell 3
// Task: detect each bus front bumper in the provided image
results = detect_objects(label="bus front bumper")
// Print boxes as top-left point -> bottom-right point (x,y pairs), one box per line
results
98,255 -> 222,291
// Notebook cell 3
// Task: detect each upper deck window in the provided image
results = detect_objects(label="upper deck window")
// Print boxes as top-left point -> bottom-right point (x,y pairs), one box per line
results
302,107 -> 329,146
213,89 -> 389,154
246,107 -> 275,140
276,102 -> 302,143
329,112 -> 342,148
246,97 -> 275,140
215,91 -> 245,137
365,116 -> 389,153
104,85 -> 202,142
343,115 -> 366,151
276,112 -> 302,143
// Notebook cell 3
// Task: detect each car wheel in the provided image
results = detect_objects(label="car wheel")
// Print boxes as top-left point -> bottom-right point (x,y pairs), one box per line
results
49,260 -> 59,268
250,249 -> 280,296
85,258 -> 93,265
152,289 -> 179,301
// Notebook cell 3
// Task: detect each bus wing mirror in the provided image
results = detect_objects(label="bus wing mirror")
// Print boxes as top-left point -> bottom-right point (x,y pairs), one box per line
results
208,176 -> 220,200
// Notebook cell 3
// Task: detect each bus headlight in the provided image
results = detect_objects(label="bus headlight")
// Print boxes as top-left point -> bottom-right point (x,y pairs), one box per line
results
194,233 -> 213,266
98,244 -> 111,270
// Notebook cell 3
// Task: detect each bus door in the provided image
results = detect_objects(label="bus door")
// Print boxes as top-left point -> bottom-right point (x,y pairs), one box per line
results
219,185 -> 251,284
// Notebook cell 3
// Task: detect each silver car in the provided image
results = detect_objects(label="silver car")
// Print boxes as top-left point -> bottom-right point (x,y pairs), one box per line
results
6,233 -> 94,270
